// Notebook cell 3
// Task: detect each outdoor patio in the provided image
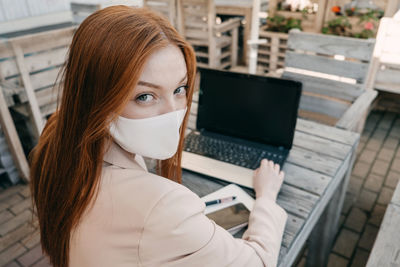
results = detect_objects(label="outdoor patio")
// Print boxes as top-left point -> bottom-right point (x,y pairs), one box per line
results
1,0 -> 400,266
0,94 -> 398,267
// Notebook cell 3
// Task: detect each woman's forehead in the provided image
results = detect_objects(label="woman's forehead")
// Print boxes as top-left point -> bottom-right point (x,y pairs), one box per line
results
138,45 -> 187,87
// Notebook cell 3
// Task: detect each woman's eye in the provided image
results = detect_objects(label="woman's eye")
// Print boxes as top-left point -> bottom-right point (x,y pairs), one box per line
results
136,94 -> 154,102
174,86 -> 187,95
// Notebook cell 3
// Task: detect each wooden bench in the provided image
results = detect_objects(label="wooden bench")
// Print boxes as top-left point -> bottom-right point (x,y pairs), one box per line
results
282,30 -> 378,133
366,181 -> 400,266
0,26 -> 76,181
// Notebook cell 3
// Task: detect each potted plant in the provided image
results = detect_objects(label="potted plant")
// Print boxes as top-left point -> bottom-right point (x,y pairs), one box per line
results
322,5 -> 383,38
269,0 -> 327,32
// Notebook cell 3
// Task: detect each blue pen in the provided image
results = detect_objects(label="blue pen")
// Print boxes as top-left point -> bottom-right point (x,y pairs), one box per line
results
205,196 -> 237,206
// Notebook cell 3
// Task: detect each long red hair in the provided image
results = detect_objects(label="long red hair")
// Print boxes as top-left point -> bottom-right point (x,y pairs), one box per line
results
29,6 -> 196,267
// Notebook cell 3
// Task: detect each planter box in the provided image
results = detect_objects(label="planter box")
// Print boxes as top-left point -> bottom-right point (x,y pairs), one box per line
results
268,0 -> 328,32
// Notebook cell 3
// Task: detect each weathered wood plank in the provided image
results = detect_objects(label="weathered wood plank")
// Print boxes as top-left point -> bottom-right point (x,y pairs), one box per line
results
282,213 -> 305,248
0,85 -> 29,181
24,46 -> 68,73
375,67 -> 400,93
29,66 -> 61,90
0,28 -> 74,59
11,43 -> 44,138
293,131 -> 351,160
287,30 -> 375,61
285,51 -> 370,82
299,93 -> 350,119
0,46 -> 67,79
298,110 -> 338,126
391,182 -> 400,207
282,71 -> 362,102
277,184 -> 319,220
366,204 -> 400,267
287,146 -> 342,176
295,119 -> 359,146
0,56 -> 18,80
282,163 -> 330,196
336,90 -> 378,131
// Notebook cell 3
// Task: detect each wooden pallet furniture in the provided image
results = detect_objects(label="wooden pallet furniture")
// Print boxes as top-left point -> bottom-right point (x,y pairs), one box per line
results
365,17 -> 400,95
144,0 -> 177,27
177,0 -> 240,69
282,30 -> 378,133
214,0 -> 268,65
0,98 -> 29,183
257,27 -> 288,74
385,0 -> 400,17
366,181 -> 400,266
185,89 -> 360,267
268,0 -> 328,33
0,0 -> 72,36
0,26 -> 76,182
70,0 -> 140,24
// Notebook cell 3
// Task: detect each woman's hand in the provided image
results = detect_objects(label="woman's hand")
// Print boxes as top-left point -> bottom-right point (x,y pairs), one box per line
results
253,159 -> 285,201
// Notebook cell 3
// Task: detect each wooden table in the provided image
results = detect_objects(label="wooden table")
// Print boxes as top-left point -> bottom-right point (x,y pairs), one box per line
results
183,94 -> 360,266
215,0 -> 268,65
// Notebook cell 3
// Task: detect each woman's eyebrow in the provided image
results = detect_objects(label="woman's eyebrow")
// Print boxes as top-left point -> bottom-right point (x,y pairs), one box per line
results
137,81 -> 161,89
137,75 -> 188,89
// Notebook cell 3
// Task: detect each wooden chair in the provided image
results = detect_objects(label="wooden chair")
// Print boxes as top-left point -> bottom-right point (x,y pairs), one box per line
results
282,30 -> 378,133
365,17 -> 400,95
144,0 -> 177,28
0,26 -> 76,181
177,0 -> 240,69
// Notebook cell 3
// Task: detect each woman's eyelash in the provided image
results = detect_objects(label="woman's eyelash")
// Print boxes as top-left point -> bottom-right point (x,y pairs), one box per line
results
135,85 -> 187,102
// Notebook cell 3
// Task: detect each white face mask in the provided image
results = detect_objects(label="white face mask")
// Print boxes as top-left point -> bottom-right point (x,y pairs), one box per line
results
109,108 -> 187,160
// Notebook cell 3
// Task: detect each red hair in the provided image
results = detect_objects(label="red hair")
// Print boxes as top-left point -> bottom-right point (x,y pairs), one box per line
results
29,6 -> 196,267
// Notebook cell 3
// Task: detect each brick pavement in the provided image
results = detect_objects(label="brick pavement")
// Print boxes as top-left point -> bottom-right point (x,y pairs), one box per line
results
0,98 -> 399,266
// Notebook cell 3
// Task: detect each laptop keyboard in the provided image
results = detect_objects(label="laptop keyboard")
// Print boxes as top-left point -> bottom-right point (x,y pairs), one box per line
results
184,132 -> 285,170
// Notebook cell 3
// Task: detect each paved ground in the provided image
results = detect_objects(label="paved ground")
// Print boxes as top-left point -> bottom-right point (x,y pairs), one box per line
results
0,94 -> 399,267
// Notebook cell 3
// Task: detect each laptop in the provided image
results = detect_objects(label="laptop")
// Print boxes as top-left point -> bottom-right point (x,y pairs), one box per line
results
182,68 -> 302,189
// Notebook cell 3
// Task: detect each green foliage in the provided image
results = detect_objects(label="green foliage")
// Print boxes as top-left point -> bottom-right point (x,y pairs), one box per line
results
322,16 -> 352,36
323,7 -> 383,39
353,29 -> 374,39
357,9 -> 384,23
266,15 -> 302,33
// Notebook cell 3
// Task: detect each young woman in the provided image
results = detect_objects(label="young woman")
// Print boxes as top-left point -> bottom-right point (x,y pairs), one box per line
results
30,6 -> 287,267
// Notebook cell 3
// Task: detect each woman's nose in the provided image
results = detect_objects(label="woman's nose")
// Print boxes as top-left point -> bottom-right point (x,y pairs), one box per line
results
161,97 -> 178,114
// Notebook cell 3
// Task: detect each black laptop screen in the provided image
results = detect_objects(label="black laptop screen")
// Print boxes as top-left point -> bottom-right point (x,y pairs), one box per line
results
196,68 -> 302,149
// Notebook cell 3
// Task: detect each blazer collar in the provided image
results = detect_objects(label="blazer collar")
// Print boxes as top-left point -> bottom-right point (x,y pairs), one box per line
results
103,140 -> 144,170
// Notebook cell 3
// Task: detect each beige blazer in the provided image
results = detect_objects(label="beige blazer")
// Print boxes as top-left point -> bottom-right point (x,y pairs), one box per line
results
69,141 -> 288,267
